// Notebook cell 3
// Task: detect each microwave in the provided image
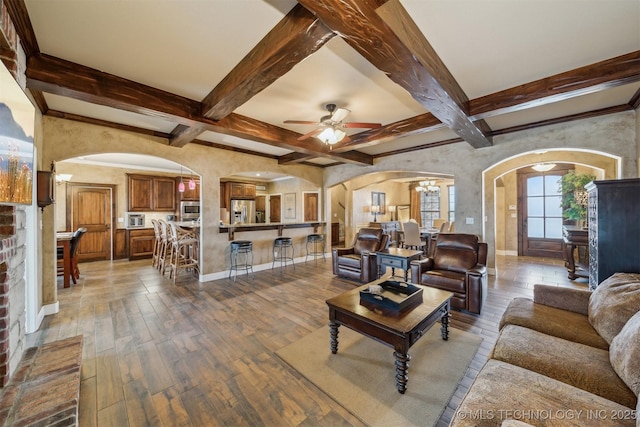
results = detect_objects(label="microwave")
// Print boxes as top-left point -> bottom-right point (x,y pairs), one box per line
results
180,201 -> 200,220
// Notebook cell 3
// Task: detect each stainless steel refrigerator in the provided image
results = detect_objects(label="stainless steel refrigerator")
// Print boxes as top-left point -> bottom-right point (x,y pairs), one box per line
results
231,199 -> 256,224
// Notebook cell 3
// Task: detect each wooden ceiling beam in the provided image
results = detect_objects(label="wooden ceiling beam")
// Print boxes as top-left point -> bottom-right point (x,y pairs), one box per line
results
169,4 -> 335,147
201,4 -> 335,121
469,50 -> 640,120
26,53 -> 372,164
298,0 -> 492,149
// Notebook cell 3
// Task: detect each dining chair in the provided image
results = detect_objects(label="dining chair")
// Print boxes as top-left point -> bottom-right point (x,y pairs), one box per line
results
151,219 -> 162,269
448,221 -> 455,232
432,218 -> 446,228
57,227 -> 87,284
401,221 -> 427,253
439,221 -> 450,232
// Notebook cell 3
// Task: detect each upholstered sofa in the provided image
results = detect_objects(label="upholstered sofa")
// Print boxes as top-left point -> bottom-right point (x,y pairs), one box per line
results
332,227 -> 388,283
410,233 -> 487,314
450,272 -> 640,426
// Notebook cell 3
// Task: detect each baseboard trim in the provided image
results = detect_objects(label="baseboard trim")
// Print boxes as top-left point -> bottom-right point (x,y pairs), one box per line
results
200,254 -> 329,282
495,250 -> 518,256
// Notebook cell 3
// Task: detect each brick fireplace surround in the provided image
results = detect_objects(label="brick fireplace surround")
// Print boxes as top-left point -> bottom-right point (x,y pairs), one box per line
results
0,206 -> 83,426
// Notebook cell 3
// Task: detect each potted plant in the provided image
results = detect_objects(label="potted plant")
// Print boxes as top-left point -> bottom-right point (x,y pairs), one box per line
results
559,170 -> 595,226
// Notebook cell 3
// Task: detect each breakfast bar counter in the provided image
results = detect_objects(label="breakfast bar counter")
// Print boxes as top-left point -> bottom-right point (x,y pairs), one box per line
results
219,222 -> 323,241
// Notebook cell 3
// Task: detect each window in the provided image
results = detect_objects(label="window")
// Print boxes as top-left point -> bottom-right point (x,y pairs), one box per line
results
448,185 -> 455,223
526,175 -> 563,239
420,192 -> 440,227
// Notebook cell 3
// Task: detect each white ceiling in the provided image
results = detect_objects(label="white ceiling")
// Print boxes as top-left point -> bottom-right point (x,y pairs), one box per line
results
23,0 -> 640,166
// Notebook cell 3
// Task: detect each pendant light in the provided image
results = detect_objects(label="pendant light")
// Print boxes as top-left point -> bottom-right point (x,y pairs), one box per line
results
188,170 -> 196,190
178,167 -> 185,193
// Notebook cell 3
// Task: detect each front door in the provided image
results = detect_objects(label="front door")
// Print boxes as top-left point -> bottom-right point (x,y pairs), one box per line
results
269,194 -> 281,223
68,184 -> 113,262
517,167 -> 568,258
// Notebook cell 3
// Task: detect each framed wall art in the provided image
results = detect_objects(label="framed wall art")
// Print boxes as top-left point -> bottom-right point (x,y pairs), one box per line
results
0,64 -> 35,205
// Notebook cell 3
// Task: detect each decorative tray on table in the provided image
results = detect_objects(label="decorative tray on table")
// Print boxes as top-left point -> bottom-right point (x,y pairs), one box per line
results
360,280 -> 423,313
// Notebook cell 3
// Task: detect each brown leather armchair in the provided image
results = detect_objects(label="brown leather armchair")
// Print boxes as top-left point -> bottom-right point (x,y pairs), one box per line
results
332,228 -> 389,283
410,233 -> 488,314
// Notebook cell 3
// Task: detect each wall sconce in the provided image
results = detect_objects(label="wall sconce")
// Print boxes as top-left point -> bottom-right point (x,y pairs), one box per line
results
36,162 -> 55,211
371,205 -> 380,222
388,205 -> 396,221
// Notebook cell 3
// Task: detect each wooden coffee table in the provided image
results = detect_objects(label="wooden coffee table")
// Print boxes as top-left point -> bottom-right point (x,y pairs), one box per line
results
326,277 -> 453,394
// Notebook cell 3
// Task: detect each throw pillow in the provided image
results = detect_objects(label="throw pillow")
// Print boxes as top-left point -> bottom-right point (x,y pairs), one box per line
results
589,272 -> 640,344
609,310 -> 640,397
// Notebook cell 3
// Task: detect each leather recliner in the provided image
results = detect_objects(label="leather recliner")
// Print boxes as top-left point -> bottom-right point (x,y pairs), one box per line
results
410,233 -> 488,314
332,228 -> 389,283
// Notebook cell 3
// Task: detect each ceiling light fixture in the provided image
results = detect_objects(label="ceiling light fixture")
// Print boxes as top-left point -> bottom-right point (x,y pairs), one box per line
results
532,163 -> 556,172
317,126 -> 346,145
415,180 -> 440,193
188,170 -> 196,191
178,167 -> 185,193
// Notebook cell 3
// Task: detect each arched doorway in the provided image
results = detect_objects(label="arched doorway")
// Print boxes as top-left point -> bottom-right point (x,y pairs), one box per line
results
483,149 -> 620,271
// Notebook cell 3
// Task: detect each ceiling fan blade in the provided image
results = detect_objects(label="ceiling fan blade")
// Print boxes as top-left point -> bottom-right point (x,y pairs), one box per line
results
297,128 -> 323,141
331,107 -> 350,123
343,122 -> 382,129
284,120 -> 319,125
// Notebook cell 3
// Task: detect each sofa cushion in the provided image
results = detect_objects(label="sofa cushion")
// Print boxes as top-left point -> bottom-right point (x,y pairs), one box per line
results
450,360 -> 636,426
610,310 -> 640,398
491,325 -> 636,408
589,273 -> 640,344
500,297 -> 609,350
338,254 -> 361,269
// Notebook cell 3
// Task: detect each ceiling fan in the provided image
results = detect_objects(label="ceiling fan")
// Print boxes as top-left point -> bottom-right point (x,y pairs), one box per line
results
284,103 -> 382,145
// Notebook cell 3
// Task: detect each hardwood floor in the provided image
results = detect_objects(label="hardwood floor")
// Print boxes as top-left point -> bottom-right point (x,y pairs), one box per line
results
27,254 -> 588,426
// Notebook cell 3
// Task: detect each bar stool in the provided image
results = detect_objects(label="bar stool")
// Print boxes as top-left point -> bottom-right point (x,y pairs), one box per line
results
305,233 -> 326,263
272,237 -> 295,271
229,240 -> 254,281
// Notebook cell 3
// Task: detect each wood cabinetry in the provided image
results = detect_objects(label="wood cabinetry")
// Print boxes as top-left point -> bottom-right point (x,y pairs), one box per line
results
369,221 -> 401,247
227,182 -> 256,199
128,228 -> 155,260
586,178 -> 640,289
127,174 -> 176,212
221,181 -> 256,212
179,179 -> 200,201
114,228 -> 128,259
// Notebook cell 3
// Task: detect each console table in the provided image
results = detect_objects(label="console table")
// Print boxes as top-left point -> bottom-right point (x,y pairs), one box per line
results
562,225 -> 588,280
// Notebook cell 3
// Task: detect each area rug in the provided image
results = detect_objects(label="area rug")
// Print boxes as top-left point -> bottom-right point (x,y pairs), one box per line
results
276,325 -> 482,427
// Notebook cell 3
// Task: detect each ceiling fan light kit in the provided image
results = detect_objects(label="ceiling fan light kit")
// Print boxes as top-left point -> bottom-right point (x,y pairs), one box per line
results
284,103 -> 381,144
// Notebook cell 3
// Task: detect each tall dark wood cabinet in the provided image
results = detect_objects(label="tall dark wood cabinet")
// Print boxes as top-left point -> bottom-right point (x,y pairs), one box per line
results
586,178 -> 640,290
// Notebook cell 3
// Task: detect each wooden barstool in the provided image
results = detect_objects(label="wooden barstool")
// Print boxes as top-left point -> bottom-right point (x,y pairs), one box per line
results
151,219 -> 162,269
168,223 -> 199,284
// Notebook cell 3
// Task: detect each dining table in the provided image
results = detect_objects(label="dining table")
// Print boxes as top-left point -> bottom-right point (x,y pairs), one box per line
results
56,231 -> 74,288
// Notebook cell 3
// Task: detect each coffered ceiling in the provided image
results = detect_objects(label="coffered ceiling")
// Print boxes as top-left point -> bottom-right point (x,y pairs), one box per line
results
8,0 -> 640,168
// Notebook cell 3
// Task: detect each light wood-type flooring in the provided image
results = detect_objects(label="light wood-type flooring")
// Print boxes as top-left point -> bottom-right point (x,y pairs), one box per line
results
27,254 -> 587,426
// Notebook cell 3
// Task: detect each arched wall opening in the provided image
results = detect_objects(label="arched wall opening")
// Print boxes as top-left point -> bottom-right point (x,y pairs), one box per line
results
482,149 -> 621,272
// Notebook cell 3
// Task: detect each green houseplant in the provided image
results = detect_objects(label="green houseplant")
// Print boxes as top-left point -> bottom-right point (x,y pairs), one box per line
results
559,170 -> 596,224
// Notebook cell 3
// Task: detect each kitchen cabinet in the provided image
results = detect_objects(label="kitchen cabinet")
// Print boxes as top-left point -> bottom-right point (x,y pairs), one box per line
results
220,183 -> 227,209
128,174 -> 176,212
128,228 -> 155,260
179,179 -> 200,201
586,178 -> 640,289
114,229 -> 128,259
227,182 -> 256,199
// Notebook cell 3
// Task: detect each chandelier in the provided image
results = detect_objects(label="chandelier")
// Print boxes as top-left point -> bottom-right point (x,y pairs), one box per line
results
415,180 -> 440,193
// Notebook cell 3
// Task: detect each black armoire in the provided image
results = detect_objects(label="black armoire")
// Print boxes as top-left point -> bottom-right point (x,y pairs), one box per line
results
586,178 -> 640,290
